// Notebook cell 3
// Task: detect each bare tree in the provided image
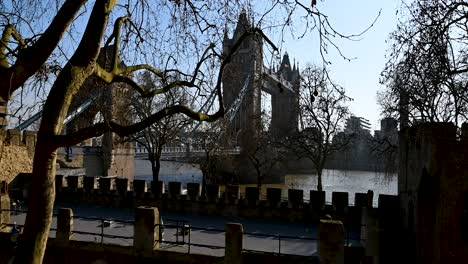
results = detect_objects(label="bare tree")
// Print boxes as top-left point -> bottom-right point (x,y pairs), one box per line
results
130,72 -> 189,182
0,1 -> 374,262
245,111 -> 283,188
380,0 -> 468,127
291,65 -> 351,191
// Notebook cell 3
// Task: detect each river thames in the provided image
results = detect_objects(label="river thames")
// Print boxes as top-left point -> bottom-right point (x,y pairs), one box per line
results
135,159 -> 397,207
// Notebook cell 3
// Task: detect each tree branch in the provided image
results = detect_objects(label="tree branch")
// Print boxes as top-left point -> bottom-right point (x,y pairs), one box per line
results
54,104 -> 223,147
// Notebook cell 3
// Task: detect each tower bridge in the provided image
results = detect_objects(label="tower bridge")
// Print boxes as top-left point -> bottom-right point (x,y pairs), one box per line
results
16,12 -> 299,183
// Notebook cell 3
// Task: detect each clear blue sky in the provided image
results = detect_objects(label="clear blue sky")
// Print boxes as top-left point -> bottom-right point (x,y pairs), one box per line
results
284,0 -> 400,132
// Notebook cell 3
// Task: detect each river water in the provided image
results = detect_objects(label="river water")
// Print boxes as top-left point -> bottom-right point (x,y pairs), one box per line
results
134,159 -> 397,207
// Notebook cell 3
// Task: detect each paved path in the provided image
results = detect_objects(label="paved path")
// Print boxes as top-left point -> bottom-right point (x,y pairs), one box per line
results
10,203 -> 360,257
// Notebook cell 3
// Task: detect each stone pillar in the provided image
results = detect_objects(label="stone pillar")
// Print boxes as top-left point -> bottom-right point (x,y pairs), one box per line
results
6,129 -> 21,146
0,186 -> 10,225
55,175 -> 65,194
56,208 -> 73,243
310,190 -> 325,210
206,184 -> 220,201
133,180 -> 147,197
99,177 -> 111,193
266,188 -> 282,207
245,187 -> 259,205
225,185 -> 240,204
168,181 -> 182,199
151,181 -> 164,197
116,178 -> 129,195
83,176 -> 96,193
187,183 -> 201,200
134,206 -> 160,251
319,219 -> 345,264
225,223 -> 243,264
361,208 -> 379,264
22,130 -> 36,157
332,192 -> 349,212
288,189 -> 303,207
355,193 -> 368,208
367,190 -> 374,208
66,176 -> 79,191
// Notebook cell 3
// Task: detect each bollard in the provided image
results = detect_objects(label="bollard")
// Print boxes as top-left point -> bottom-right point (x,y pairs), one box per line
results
225,223 -> 243,264
56,208 -> 73,243
319,219 -> 345,264
134,206 -> 160,251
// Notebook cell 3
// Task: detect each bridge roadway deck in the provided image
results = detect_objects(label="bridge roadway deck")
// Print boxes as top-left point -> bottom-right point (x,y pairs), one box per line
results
8,203 -> 354,257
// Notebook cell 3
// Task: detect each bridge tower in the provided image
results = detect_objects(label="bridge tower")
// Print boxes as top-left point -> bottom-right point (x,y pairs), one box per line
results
222,11 -> 300,183
222,11 -> 263,147
65,45 -> 135,179
269,53 -> 300,139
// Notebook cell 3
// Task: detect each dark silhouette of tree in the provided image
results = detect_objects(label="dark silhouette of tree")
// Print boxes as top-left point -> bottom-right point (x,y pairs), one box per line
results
291,65 -> 351,191
130,72 -> 189,182
380,0 -> 468,127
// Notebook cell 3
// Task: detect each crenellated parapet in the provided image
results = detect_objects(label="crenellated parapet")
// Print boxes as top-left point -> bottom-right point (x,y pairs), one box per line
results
0,129 -> 35,183
0,129 -> 37,153
47,175 -> 399,225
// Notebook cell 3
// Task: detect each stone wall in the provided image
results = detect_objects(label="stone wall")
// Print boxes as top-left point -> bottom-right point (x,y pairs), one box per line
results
399,122 -> 468,264
0,129 -> 35,183
51,176 -> 398,226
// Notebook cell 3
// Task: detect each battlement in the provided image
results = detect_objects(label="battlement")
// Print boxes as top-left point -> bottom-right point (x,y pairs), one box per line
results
0,129 -> 37,151
31,175 -> 400,224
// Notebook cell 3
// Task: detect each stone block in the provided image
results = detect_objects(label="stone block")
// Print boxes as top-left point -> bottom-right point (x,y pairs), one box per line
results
168,181 -> 182,198
310,190 -> 325,210
1,181 -> 7,194
66,176 -> 80,191
133,180 -> 147,196
367,190 -> 374,208
355,193 -> 368,208
288,189 -> 303,206
99,177 -> 111,193
134,206 -> 160,251
83,176 -> 96,193
55,175 -> 64,193
319,219 -> 345,264
115,178 -> 129,195
6,129 -> 21,146
150,181 -> 164,197
22,130 -> 36,156
206,184 -> 220,201
0,194 -> 10,225
378,194 -> 399,228
245,187 -> 259,205
332,192 -> 349,211
225,185 -> 239,203
267,188 -> 282,206
57,208 -> 73,243
225,223 -> 243,264
186,183 -> 201,200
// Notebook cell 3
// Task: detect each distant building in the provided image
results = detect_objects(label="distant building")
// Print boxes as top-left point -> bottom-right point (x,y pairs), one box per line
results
345,116 -> 371,135
374,117 -> 398,138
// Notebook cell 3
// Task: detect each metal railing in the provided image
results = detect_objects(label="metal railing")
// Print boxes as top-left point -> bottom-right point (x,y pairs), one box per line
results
1,208 -> 362,257
71,215 -> 134,245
